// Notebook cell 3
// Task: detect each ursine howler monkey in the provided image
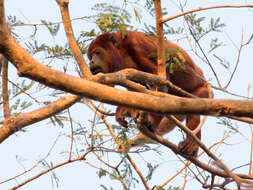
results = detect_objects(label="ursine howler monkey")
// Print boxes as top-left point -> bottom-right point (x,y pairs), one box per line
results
87,30 -> 211,156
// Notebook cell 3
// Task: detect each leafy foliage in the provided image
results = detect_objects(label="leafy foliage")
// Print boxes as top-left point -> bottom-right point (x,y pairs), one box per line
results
149,48 -> 186,74
185,14 -> 225,41
41,20 -> 60,37
146,163 -> 159,181
41,160 -> 60,188
7,15 -> 24,39
91,3 -> 132,33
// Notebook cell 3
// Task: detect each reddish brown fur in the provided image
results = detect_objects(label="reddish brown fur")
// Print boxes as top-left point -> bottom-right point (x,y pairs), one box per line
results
87,30 -> 211,156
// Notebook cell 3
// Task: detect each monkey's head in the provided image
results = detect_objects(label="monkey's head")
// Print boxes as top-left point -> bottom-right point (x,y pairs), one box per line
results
87,33 -> 123,74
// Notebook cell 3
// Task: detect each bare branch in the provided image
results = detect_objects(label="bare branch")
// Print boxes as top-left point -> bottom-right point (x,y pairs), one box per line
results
56,0 -> 91,79
154,0 -> 166,79
0,135 -> 61,185
10,150 -> 91,190
136,112 -> 253,180
127,155 -> 151,190
86,100 -> 150,189
186,20 -> 222,88
67,109 -> 74,161
0,94 -> 80,143
224,32 -> 244,89
88,100 -> 115,116
2,56 -> 10,118
0,0 -> 8,35
163,5 -> 253,23
167,115 -> 249,188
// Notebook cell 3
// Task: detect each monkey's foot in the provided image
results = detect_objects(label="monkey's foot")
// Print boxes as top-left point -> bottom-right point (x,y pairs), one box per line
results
116,116 -> 129,128
178,138 -> 199,157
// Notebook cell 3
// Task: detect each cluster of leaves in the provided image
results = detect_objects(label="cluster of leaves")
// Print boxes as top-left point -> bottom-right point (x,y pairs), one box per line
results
165,49 -> 186,74
185,14 -> 225,41
91,3 -> 133,33
25,40 -> 73,58
24,3 -> 134,59
185,13 -> 231,70
41,160 -> 60,188
149,48 -> 186,74
7,15 -> 24,39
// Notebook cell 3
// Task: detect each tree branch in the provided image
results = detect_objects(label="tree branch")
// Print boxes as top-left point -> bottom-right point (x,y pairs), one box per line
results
2,56 -> 10,118
136,112 -> 253,180
0,1 -> 253,144
167,115 -> 251,188
0,1 -> 81,143
162,5 -> 253,23
10,150 -> 91,190
154,0 -> 166,78
56,0 -> 92,79
0,94 -> 81,143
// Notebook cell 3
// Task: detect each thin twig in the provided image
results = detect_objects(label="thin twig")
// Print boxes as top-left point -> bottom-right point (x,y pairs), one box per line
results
86,100 -> 150,189
67,109 -> 74,161
7,78 -> 41,104
127,155 -> 151,190
12,16 -> 90,27
159,134 -> 229,188
187,22 -> 222,88
88,99 -> 115,116
182,167 -> 187,189
223,32 -> 244,89
10,151 -> 90,190
193,116 -> 207,135
163,5 -> 253,23
0,135 -> 61,185
167,115 -> 252,188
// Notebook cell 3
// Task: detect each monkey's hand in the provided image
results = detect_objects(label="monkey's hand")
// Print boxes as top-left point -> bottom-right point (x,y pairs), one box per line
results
116,107 -> 135,128
178,137 -> 199,157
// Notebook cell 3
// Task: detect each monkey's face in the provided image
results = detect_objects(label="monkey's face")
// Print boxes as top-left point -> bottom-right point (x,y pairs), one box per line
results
88,47 -> 110,74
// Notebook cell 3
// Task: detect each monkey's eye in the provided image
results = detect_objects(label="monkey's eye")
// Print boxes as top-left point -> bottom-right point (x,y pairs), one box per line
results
95,50 -> 101,56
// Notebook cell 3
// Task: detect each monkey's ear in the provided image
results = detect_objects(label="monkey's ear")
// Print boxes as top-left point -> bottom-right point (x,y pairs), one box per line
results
110,35 -> 120,48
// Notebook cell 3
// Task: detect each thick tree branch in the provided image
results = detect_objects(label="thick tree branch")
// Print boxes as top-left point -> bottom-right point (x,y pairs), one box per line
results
2,56 -> 10,118
0,94 -> 80,143
94,69 -> 253,124
0,0 -> 7,35
1,35 -> 253,118
154,0 -> 166,78
0,1 -> 253,143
